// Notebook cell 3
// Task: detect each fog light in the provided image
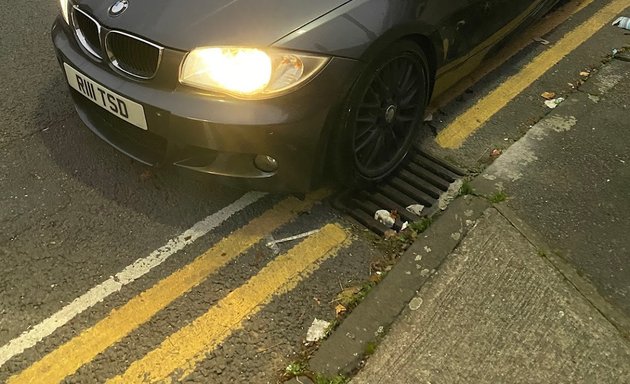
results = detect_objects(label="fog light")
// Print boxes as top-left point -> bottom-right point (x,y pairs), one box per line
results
254,155 -> 278,172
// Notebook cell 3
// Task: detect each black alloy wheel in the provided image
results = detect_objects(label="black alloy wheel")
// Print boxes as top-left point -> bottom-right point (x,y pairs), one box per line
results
333,40 -> 430,186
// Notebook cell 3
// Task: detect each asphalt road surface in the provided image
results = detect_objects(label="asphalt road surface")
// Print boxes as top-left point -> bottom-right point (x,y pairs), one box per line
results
1,0 -> 628,383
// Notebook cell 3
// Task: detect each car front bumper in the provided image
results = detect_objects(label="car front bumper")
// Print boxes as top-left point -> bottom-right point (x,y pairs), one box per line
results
51,18 -> 359,192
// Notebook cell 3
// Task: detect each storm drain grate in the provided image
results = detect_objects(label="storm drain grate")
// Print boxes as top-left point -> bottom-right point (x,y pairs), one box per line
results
335,147 -> 467,236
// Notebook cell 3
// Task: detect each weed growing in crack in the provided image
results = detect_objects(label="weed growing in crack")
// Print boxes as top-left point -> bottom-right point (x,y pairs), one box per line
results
344,282 -> 376,310
285,361 -> 307,376
459,180 -> 475,196
410,217 -> 433,233
489,190 -> 508,203
364,341 -> 378,356
315,374 -> 349,384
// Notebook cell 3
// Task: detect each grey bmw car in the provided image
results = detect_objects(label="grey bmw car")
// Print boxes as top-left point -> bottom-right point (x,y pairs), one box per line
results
52,0 -> 558,192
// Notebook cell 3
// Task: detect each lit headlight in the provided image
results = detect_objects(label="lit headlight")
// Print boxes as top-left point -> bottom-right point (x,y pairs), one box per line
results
180,47 -> 329,99
59,0 -> 70,24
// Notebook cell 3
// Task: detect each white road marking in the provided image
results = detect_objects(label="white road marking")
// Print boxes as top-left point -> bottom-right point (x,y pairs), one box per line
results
265,229 -> 320,247
0,191 -> 266,368
484,114 -> 578,182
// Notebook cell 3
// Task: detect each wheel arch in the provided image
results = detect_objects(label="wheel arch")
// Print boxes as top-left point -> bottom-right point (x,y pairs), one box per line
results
405,33 -> 438,98
299,22 -> 443,185
319,38 -> 434,186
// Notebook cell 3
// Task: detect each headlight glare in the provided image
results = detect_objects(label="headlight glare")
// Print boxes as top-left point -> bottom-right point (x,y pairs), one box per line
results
59,0 -> 70,24
180,47 -> 328,99
181,48 -> 272,95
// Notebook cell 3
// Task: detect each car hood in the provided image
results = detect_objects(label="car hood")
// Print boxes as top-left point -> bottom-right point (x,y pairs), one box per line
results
78,0 -> 350,51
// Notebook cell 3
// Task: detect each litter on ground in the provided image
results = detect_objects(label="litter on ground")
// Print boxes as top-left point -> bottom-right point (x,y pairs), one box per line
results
306,318 -> 331,342
533,37 -> 550,45
374,210 -> 395,228
612,16 -> 630,30
545,97 -> 565,109
406,204 -> 425,216
265,229 -> 319,248
541,91 -> 556,100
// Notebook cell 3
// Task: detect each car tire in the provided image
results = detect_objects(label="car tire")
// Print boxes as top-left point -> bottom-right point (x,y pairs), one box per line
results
331,40 -> 431,187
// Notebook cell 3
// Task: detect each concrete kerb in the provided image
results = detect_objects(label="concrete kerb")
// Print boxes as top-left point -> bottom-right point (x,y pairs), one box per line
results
304,195 -> 491,379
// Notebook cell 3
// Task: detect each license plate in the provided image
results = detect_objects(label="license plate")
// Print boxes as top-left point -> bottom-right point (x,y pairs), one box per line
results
64,63 -> 148,130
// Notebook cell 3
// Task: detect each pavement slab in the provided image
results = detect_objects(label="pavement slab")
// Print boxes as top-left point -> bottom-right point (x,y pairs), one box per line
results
352,208 -> 630,384
475,58 -> 630,317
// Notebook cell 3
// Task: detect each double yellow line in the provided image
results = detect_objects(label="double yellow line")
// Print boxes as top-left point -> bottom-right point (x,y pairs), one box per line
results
110,224 -> 347,383
10,1 -> 629,382
436,0 -> 628,148
9,190 -> 349,383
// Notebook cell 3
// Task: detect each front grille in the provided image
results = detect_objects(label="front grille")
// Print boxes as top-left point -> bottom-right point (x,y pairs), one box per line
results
73,9 -> 103,58
106,32 -> 161,79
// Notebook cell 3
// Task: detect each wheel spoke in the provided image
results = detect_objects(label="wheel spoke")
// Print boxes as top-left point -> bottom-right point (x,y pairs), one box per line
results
374,72 -> 390,96
399,103 -> 418,111
360,100 -> 380,110
356,113 -> 378,124
365,133 -> 385,166
398,63 -> 413,91
400,67 -> 420,93
384,64 -> 397,95
399,86 -> 420,107
400,75 -> 418,97
395,111 -> 416,123
367,85 -> 382,104
355,125 -> 380,152
355,118 -> 377,141
385,124 -> 400,145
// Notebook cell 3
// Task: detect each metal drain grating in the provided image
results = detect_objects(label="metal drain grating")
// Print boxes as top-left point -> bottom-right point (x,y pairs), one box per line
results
335,147 -> 467,236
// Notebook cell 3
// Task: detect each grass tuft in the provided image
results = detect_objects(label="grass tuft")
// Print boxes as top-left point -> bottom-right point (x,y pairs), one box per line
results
285,361 -> 307,376
364,341 -> 378,356
489,190 -> 508,203
459,181 -> 475,196
410,217 -> 433,233
315,374 -> 349,384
